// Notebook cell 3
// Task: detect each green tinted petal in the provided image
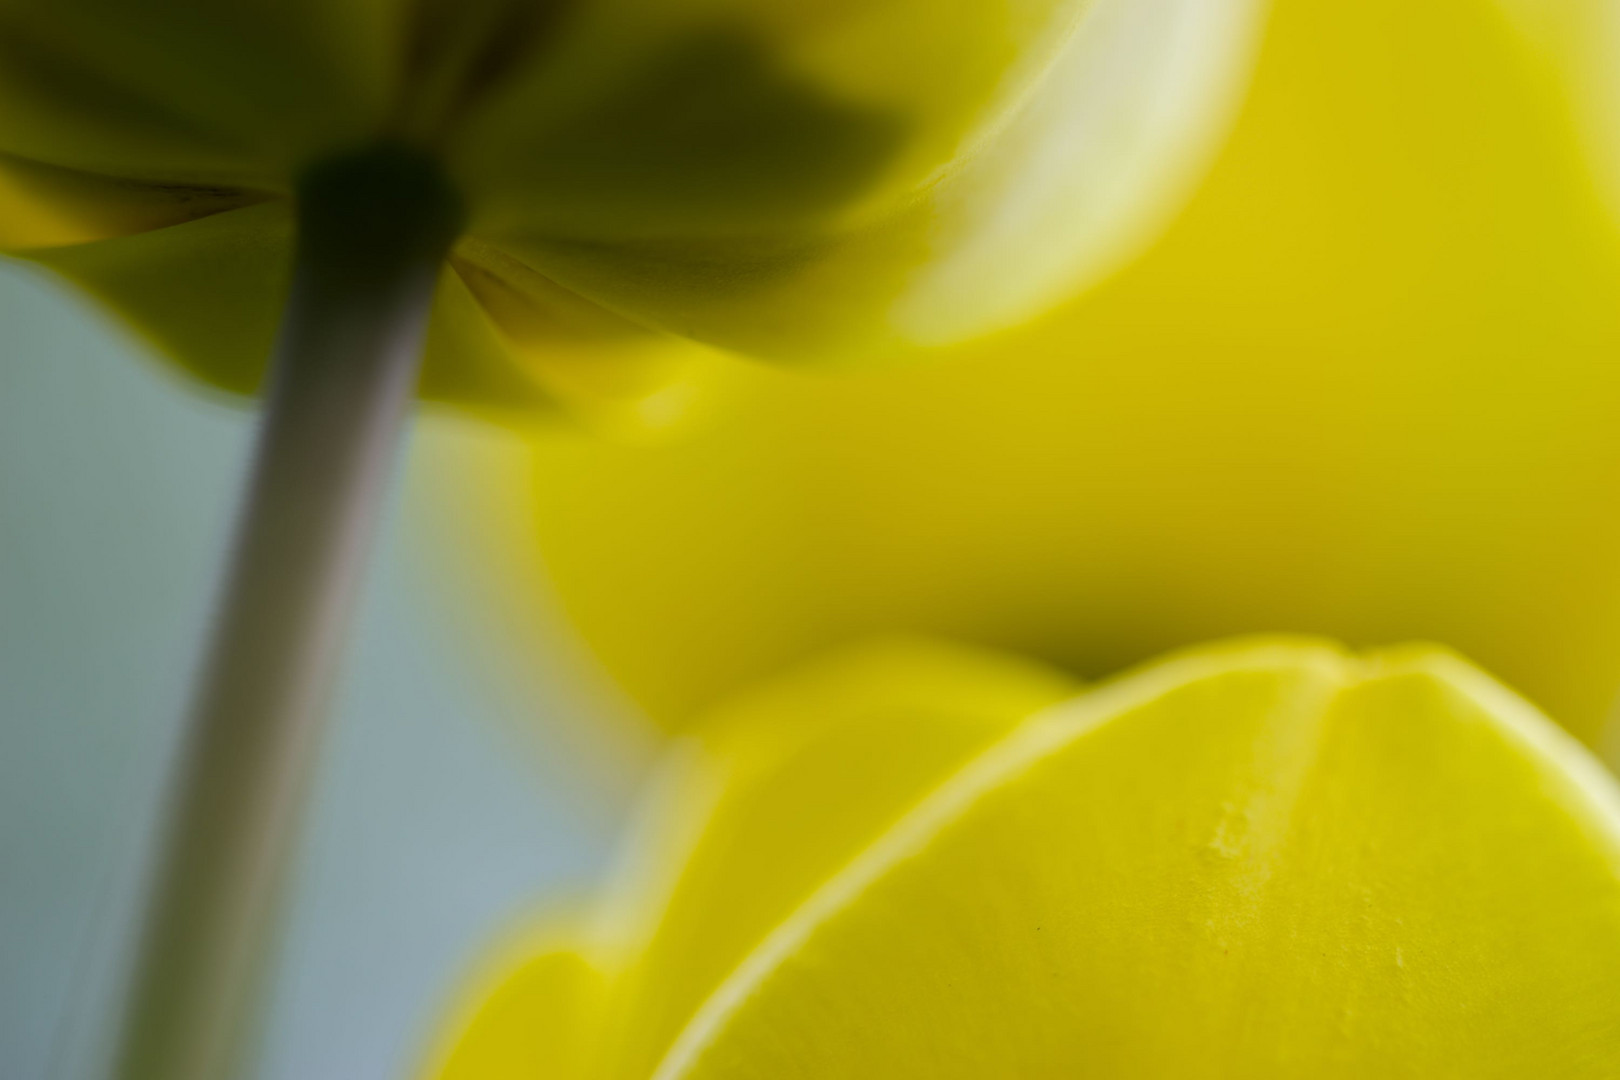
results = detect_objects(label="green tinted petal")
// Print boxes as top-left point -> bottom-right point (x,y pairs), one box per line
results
421,255 -> 563,419
14,203 -> 703,423
447,240 -> 720,433
22,201 -> 292,395
0,153 -> 267,249
426,946 -> 611,1080
595,639 -> 1076,1080
0,0 -> 1261,413
455,0 -> 1262,358
0,0 -> 404,186
505,0 -> 1620,740
657,640 -> 1620,1078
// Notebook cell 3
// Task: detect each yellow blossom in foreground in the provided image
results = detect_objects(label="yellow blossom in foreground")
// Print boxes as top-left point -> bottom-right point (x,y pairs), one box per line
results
471,0 -> 1620,740
425,638 -> 1620,1078
0,0 -> 1261,425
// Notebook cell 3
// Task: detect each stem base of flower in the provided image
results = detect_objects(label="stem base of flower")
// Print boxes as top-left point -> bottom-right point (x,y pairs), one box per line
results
110,145 -> 461,1080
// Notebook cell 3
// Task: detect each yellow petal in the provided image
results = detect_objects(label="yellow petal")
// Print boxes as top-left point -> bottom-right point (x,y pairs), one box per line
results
592,638 -> 1076,1080
426,946 -> 611,1080
0,0 -> 1256,413
453,0 -> 1262,358
448,240 -> 720,434
656,640 -> 1620,1078
494,0 -> 1620,742
0,0 -> 402,186
23,201 -> 291,396
0,152 -> 267,250
15,203 -> 677,421
430,640 -> 1620,1077
1495,0 -> 1620,229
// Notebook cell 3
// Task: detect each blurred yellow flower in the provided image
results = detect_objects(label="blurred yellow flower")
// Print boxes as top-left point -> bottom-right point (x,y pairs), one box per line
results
1495,0 -> 1620,227
426,637 -> 1620,1078
478,0 -> 1620,743
0,5 -> 1284,1078
0,0 -> 1260,424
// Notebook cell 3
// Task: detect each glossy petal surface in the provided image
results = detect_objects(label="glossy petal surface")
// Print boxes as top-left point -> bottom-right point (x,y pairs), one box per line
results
593,639 -> 1076,1080
432,639 -> 1620,1078
658,641 -> 1620,1078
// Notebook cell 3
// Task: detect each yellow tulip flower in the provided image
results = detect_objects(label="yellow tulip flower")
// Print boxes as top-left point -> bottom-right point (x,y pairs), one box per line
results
0,0 -> 1261,421
426,637 -> 1620,1078
487,0 -> 1620,746
8,4 -> 1261,1078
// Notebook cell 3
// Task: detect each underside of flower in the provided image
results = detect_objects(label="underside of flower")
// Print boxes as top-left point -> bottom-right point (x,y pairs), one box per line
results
0,0 -> 1263,426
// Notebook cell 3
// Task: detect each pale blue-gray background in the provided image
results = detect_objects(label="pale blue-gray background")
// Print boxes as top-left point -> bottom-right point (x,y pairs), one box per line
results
0,260 -> 648,1079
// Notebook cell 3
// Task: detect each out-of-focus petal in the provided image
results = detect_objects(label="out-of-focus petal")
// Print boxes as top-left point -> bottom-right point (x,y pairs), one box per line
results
425,947 -> 611,1080
501,0 -> 1620,742
15,202 -> 698,423
452,0 -> 1263,359
0,0 -> 1258,414
24,201 -> 293,395
0,0 -> 404,186
1495,0 -> 1620,228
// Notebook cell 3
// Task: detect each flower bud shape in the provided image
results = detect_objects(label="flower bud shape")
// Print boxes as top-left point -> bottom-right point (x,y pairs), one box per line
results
0,0 -> 1262,425
461,0 -> 1620,743
426,638 -> 1620,1078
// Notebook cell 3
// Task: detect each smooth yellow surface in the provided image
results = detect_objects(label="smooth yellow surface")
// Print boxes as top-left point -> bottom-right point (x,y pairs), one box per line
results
424,637 -> 1073,1079
1495,0 -> 1620,226
592,638 -> 1075,1080
431,638 -> 1620,1077
0,0 -> 1261,422
508,0 -> 1620,742
430,948 -> 609,1080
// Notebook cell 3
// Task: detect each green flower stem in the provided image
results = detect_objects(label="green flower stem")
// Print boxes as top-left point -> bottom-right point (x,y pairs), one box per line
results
111,147 -> 462,1080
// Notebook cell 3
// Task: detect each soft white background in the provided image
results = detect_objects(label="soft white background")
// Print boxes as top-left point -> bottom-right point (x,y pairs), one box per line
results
0,260 -> 645,1079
